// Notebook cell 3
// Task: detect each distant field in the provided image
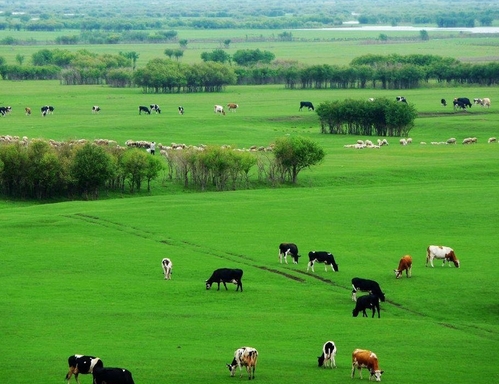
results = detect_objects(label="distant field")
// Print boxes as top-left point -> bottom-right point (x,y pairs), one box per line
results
1,29 -> 499,384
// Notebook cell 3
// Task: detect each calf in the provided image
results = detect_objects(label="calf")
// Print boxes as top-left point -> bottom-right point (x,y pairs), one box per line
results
394,255 -> 412,278
65,355 -> 103,384
227,103 -> 239,111
227,347 -> 258,380
318,341 -> 337,368
299,101 -> 314,111
426,245 -> 460,267
307,251 -> 338,272
92,106 -> 101,113
214,104 -> 225,115
161,257 -> 172,280
178,106 -> 184,115
351,349 -> 384,382
205,268 -> 243,291
441,98 -> 447,106
150,104 -> 161,114
351,277 -> 385,302
352,294 -> 380,318
93,367 -> 134,384
138,105 -> 151,115
278,242 -> 300,264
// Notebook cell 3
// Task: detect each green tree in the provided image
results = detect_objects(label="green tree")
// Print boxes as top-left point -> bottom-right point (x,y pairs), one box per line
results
145,155 -> 163,192
164,48 -> 174,59
15,54 -> 24,66
200,49 -> 231,63
419,30 -> 429,41
273,136 -> 325,184
223,39 -> 231,48
179,39 -> 188,48
232,49 -> 275,66
120,51 -> 139,70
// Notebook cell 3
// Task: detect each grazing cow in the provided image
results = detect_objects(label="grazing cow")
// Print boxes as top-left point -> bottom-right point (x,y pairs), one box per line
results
481,97 -> 491,108
473,98 -> 482,105
41,105 -> 54,116
396,96 -> 407,103
394,255 -> 412,278
453,97 -> 472,110
227,103 -> 239,112
426,245 -> 460,268
351,277 -> 385,302
0,106 -> 8,116
214,104 -> 225,115
65,355 -> 103,384
138,105 -> 151,115
441,98 -> 447,106
278,242 -> 300,264
205,268 -> 243,291
307,251 -> 338,272
92,106 -> 101,113
352,294 -> 381,318
227,347 -> 258,380
318,341 -> 337,368
299,101 -> 314,111
92,367 -> 134,384
25,107 -> 32,115
161,257 -> 172,280
351,349 -> 384,382
150,104 -> 161,114
178,106 -> 184,115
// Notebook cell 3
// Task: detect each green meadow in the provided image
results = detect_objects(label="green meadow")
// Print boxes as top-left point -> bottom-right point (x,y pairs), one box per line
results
1,31 -> 499,384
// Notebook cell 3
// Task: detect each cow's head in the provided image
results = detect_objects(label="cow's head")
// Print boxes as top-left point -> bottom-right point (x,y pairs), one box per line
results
205,281 -> 212,290
317,355 -> 325,367
226,362 -> 237,376
394,269 -> 401,279
370,369 -> 384,382
331,262 -> 339,272
453,259 -> 460,268
352,308 -> 360,317
378,292 -> 386,302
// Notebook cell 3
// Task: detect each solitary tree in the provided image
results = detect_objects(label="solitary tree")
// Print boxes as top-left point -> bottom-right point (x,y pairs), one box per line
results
419,30 -> 429,41
15,54 -> 25,65
179,39 -> 188,49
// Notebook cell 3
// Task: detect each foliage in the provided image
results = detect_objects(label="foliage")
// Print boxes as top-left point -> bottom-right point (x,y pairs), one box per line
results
232,49 -> 276,66
200,49 -> 231,63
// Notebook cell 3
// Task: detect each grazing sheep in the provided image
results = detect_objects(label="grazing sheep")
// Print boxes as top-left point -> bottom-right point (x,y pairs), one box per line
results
488,137 -> 497,143
446,138 -> 457,144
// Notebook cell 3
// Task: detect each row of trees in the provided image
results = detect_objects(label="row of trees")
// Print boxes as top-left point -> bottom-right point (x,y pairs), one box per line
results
0,141 -> 163,200
316,98 -> 417,137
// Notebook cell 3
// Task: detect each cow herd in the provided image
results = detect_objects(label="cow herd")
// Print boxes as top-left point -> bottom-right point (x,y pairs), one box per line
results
65,355 -> 134,384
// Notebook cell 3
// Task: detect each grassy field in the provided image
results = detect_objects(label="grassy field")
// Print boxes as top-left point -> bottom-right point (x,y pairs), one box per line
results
1,31 -> 499,384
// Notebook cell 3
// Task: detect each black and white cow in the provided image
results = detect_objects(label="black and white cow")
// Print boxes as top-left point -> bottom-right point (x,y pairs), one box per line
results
178,106 -> 184,115
441,98 -> 447,106
227,347 -> 258,380
0,106 -> 11,116
299,101 -> 314,111
352,294 -> 381,318
138,105 -> 151,115
92,106 -> 101,113
278,243 -> 300,264
161,257 -> 172,280
92,367 -> 134,384
318,341 -> 337,368
150,104 -> 161,114
351,277 -> 385,302
307,251 -> 338,272
453,97 -> 472,110
41,105 -> 54,116
65,355 -> 103,384
396,96 -> 407,103
206,268 -> 243,291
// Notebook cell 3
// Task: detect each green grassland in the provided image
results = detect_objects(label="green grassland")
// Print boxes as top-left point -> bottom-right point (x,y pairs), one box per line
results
1,32 -> 499,384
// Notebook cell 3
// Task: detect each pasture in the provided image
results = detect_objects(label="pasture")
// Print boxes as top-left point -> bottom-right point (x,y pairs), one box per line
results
1,46 -> 499,384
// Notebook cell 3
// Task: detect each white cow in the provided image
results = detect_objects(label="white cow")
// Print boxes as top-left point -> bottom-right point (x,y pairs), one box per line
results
481,97 -> 491,108
426,245 -> 460,268
226,347 -> 258,380
214,105 -> 225,115
161,258 -> 172,279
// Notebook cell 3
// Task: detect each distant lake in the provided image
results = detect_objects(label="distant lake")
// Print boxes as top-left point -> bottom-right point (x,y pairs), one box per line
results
298,26 -> 499,34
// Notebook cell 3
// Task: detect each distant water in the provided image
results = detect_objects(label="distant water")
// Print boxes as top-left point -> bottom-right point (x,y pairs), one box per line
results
298,26 -> 499,34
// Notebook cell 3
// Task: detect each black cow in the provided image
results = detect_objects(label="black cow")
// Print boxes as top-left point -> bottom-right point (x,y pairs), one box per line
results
441,98 -> 447,106
178,106 -> 184,115
396,96 -> 407,103
206,268 -> 243,291
351,277 -> 385,302
139,105 -> 151,115
65,355 -> 103,384
352,294 -> 381,318
453,97 -> 472,110
41,105 -> 54,116
279,243 -> 300,264
299,101 -> 314,111
150,104 -> 161,114
93,367 -> 134,384
307,251 -> 338,272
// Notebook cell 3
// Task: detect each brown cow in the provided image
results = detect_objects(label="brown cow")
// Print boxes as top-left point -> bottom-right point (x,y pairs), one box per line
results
394,255 -> 412,278
227,347 -> 258,380
352,349 -> 384,381
426,245 -> 459,268
227,103 -> 239,112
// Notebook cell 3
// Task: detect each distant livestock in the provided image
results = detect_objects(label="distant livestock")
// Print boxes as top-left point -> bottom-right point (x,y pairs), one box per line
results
396,96 -> 407,103
352,294 -> 381,318
138,105 -> 151,115
227,347 -> 258,380
307,251 -> 339,272
394,255 -> 412,278
481,97 -> 491,108
92,367 -> 134,384
351,349 -> 384,382
150,104 -> 161,114
0,106 -> 12,116
351,277 -> 385,302
25,107 -> 31,115
41,105 -> 54,116
453,97 -> 472,110
178,106 -> 184,115
441,98 -> 447,106
92,106 -> 101,113
162,258 -> 172,280
279,243 -> 300,264
299,101 -> 314,111
205,268 -> 243,291
318,341 -> 337,368
227,103 -> 239,111
65,355 -> 103,384
426,245 -> 460,268
214,105 -> 225,115
488,137 -> 497,143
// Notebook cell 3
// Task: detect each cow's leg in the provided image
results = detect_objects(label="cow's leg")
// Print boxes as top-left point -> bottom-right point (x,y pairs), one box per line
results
222,281 -> 228,290
285,249 -> 291,264
351,287 -> 357,301
279,251 -> 283,263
